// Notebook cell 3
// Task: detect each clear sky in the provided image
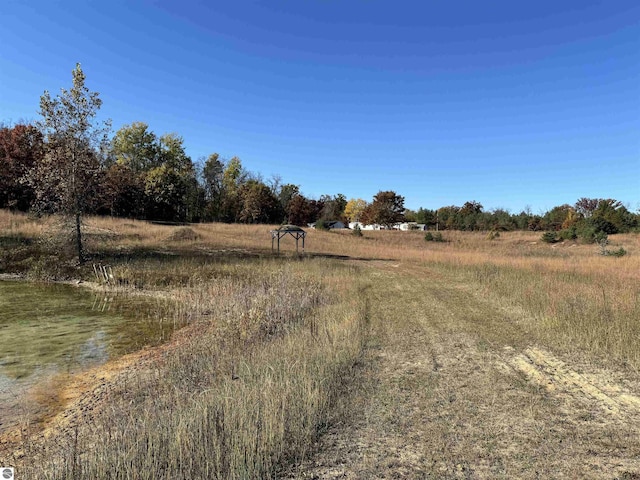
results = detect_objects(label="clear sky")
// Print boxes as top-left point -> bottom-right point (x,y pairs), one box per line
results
1,0 -> 638,213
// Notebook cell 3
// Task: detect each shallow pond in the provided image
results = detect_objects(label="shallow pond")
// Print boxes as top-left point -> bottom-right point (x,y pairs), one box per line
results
0,280 -> 177,432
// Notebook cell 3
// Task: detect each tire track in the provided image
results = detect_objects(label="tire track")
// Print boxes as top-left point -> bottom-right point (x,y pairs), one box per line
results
498,346 -> 640,417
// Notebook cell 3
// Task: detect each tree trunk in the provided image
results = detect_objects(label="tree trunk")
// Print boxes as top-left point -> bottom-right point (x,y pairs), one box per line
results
75,211 -> 83,264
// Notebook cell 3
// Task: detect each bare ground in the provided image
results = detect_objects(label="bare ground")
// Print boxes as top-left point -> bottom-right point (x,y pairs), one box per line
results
286,262 -> 640,479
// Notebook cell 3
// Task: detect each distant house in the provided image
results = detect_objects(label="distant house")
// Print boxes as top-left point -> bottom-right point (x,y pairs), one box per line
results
350,221 -> 428,231
393,222 -> 428,231
327,221 -> 346,229
349,222 -> 383,231
365,224 -> 384,230
308,220 -> 346,229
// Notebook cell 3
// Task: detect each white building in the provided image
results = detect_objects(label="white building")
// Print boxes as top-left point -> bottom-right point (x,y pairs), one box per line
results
349,222 -> 384,231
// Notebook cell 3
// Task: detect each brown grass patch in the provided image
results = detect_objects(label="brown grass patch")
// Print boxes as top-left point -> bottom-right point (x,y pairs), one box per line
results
2,210 -> 639,478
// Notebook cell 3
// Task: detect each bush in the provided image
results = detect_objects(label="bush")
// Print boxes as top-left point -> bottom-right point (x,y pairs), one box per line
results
351,223 -> 363,237
594,232 -> 627,257
608,247 -> 627,257
315,219 -> 329,231
576,223 -> 597,244
589,217 -> 618,235
559,227 -> 577,240
541,232 -> 558,244
596,233 -> 609,255
425,231 -> 445,242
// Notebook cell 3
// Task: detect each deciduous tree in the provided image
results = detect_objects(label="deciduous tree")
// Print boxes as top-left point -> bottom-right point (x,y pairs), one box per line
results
344,198 -> 367,222
238,180 -> 280,224
277,183 -> 300,221
220,156 -> 248,222
156,132 -> 199,221
574,198 -> 600,218
319,193 -> 347,221
201,153 -> 225,220
101,163 -> 145,218
414,207 -> 436,227
28,64 -> 110,263
544,204 -> 574,231
287,194 -> 314,226
144,164 -> 191,221
365,190 -> 405,228
159,133 -> 192,171
0,124 -> 44,210
111,122 -> 159,173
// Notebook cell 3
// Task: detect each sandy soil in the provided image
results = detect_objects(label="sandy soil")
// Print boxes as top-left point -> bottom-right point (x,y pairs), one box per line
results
0,343 -> 165,464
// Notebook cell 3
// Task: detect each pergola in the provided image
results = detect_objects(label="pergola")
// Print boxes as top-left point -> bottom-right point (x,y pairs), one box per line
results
270,225 -> 306,253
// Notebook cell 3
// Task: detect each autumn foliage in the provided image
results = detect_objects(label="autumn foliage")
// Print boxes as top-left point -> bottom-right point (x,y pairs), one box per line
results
1,64 -> 637,243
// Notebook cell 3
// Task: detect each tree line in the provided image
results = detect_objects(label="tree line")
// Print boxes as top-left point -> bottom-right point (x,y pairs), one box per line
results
403,199 -> 638,238
1,65 -> 638,258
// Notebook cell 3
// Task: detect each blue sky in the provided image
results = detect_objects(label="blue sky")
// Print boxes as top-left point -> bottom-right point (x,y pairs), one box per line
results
1,0 -> 638,213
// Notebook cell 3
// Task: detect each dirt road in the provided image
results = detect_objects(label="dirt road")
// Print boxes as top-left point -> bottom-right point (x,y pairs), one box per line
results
288,262 -> 640,479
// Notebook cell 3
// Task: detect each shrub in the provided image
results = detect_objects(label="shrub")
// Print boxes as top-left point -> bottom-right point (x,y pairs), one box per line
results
595,231 -> 609,255
608,247 -> 627,257
541,232 -> 558,244
425,231 -> 445,242
594,232 -> 627,257
351,223 -> 363,237
559,227 -> 577,240
576,223 -> 597,243
315,219 -> 329,231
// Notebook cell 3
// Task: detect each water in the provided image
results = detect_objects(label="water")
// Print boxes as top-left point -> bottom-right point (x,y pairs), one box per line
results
0,280 -> 177,431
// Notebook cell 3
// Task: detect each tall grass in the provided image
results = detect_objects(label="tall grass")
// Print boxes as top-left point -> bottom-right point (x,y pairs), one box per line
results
450,261 -> 640,369
17,256 -> 368,479
3,211 -> 639,370
2,211 -> 639,476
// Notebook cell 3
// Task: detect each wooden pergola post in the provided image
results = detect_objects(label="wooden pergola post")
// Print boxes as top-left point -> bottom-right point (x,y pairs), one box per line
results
270,226 -> 306,254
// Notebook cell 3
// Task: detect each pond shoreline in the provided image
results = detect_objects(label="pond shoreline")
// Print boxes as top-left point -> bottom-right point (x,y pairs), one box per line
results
0,277 -> 183,464
0,273 -> 25,281
0,336 -> 175,464
0,272 -> 176,301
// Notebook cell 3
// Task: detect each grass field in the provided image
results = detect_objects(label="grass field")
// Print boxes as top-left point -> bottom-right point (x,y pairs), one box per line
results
1,210 -> 639,478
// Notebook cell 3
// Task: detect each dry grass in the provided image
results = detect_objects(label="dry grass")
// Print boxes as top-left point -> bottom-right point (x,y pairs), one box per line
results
0,209 -> 51,239
19,261 -> 368,479
288,264 -> 640,478
3,211 -> 639,370
1,210 -> 639,478
2,212 -> 370,478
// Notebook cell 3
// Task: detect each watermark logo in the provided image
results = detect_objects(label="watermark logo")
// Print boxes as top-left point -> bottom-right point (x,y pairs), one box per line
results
1,468 -> 14,480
